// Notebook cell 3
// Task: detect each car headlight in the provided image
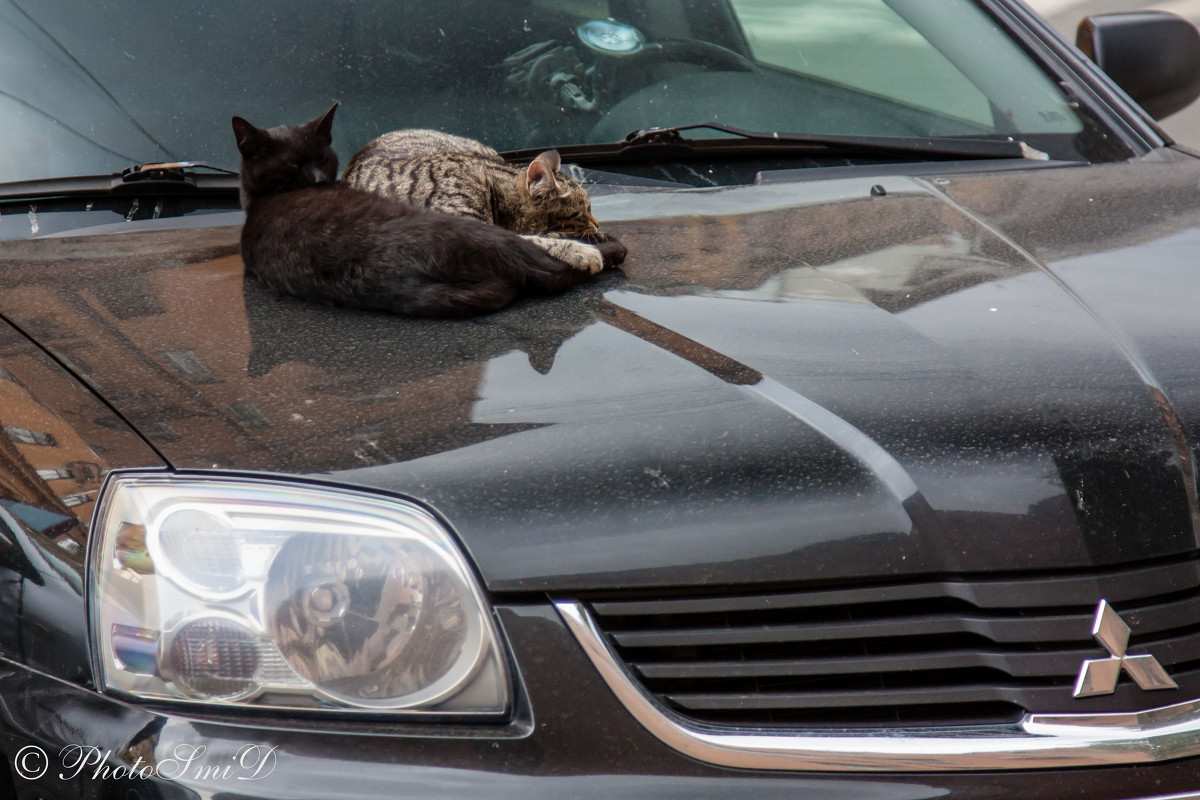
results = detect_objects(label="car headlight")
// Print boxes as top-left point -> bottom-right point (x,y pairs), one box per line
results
89,474 -> 509,715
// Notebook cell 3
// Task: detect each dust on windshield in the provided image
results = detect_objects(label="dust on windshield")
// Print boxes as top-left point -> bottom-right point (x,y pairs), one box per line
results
1,0 -> 1085,184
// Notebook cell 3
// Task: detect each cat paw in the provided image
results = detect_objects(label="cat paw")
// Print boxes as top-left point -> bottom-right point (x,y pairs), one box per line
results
578,247 -> 605,274
597,236 -> 627,268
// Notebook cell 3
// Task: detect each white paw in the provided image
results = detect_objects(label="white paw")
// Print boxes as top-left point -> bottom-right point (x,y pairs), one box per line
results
578,246 -> 604,274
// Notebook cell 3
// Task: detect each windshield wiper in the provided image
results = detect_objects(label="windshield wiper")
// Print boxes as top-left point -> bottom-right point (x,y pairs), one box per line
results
0,162 -> 239,201
503,122 -> 1047,165
120,161 -> 237,182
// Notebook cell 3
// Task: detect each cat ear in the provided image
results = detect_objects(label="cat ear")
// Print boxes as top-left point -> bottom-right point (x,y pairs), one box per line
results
305,102 -> 340,145
232,116 -> 268,158
525,150 -> 562,199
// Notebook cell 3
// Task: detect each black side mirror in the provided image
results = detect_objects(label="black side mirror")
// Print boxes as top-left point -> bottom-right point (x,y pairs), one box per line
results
1077,11 -> 1200,120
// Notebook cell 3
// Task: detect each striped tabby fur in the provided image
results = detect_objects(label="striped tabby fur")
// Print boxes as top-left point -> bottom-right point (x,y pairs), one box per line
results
343,130 -> 622,274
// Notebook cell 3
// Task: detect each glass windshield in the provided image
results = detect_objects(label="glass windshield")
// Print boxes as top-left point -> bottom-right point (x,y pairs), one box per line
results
0,0 -> 1087,184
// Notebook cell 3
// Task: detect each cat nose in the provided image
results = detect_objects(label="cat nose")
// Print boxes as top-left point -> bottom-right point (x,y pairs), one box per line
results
587,213 -> 599,231
310,166 -> 329,184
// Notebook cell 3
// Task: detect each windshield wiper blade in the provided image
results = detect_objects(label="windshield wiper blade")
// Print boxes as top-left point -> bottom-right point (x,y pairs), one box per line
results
626,122 -> 1036,157
0,162 -> 239,201
503,122 -> 1045,164
120,161 -> 238,183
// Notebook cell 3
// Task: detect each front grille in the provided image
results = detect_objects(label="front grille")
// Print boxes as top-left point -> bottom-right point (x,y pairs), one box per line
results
584,556 -> 1200,728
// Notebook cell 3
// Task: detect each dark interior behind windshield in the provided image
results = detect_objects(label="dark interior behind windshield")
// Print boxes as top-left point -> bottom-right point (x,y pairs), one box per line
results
1,0 -> 1092,184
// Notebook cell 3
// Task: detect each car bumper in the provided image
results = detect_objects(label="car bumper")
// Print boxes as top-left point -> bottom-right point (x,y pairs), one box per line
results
5,605 -> 1200,800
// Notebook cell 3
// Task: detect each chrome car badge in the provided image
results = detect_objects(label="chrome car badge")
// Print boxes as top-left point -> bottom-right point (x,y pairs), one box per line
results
1073,599 -> 1177,698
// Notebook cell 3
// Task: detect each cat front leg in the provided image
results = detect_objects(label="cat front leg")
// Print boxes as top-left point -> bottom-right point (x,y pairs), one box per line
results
520,234 -> 605,274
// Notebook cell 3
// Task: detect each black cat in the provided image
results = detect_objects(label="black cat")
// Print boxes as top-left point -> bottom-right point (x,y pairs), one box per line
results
233,104 -> 625,318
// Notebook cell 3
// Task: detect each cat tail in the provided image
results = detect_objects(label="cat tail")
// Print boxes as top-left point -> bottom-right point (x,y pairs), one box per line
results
365,214 -> 593,317
429,215 -> 597,292
492,232 -> 599,294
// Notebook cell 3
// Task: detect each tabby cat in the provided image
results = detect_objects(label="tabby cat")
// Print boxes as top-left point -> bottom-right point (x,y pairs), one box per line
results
234,104 -> 624,318
343,129 -> 624,271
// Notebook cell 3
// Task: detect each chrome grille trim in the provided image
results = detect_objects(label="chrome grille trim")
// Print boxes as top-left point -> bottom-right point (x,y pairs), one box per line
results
581,560 -> 1200,727
556,600 -> 1200,772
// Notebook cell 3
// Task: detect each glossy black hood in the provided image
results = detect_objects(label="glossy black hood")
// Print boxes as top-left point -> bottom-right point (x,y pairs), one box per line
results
1,153 -> 1199,592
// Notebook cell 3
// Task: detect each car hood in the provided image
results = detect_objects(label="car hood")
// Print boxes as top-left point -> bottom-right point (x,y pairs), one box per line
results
2,155 -> 1199,592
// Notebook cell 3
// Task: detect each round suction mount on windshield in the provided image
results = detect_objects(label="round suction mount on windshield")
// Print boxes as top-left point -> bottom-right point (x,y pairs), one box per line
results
576,19 -> 646,55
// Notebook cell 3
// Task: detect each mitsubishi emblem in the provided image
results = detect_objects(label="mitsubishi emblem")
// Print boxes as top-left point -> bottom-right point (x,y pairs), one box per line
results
1073,599 -> 1178,698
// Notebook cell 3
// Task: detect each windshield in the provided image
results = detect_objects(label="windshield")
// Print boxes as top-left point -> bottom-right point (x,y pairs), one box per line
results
1,0 -> 1089,184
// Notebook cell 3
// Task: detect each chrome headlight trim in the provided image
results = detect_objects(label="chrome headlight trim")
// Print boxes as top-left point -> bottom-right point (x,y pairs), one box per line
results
556,600 -> 1200,772
88,473 -> 509,717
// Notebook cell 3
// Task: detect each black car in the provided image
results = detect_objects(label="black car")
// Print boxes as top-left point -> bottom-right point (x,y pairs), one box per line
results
3,1 -> 1200,797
